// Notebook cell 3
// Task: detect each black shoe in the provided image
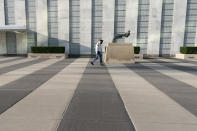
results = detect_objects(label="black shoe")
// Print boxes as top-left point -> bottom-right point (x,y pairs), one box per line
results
90,62 -> 94,65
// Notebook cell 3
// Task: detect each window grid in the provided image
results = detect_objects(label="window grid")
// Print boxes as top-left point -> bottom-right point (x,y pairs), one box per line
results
137,0 -> 150,54
69,0 -> 80,55
26,0 -> 37,52
48,0 -> 58,46
91,0 -> 103,54
114,0 -> 126,43
160,0 -> 174,55
184,0 -> 197,46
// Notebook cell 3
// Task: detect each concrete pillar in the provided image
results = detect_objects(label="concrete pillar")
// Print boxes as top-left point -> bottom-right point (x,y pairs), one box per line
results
147,0 -> 163,55
15,0 -> 27,54
0,0 -> 5,25
58,0 -> 69,54
0,32 -> 7,55
0,0 -> 6,55
102,0 -> 115,46
125,0 -> 138,46
15,0 -> 26,25
195,26 -> 197,47
36,0 -> 48,46
80,0 -> 92,55
16,32 -> 27,54
171,0 -> 187,54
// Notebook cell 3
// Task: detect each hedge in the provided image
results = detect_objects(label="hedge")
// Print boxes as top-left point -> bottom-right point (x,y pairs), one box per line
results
180,47 -> 197,54
134,46 -> 140,54
31,46 -> 65,54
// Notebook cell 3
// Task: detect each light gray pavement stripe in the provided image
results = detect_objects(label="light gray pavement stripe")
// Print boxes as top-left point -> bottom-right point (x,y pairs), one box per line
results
147,58 -> 197,76
0,58 -> 39,69
0,57 -> 22,61
0,58 -> 47,75
138,60 -> 197,94
0,59 -> 62,87
57,63 -> 135,131
0,58 -> 88,131
0,57 -> 24,64
171,58 -> 197,65
108,64 -> 197,131
126,63 -> 197,120
0,59 -> 74,115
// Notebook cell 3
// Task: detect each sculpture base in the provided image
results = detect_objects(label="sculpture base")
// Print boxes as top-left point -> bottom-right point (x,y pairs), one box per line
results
104,43 -> 135,64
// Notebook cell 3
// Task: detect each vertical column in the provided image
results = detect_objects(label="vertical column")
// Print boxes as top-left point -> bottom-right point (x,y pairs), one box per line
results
16,32 -> 27,54
80,0 -> 92,55
147,0 -> 163,55
125,0 -> 138,45
0,0 -> 6,55
195,26 -> 197,47
48,0 -> 58,46
69,0 -> 80,55
171,0 -> 187,54
58,0 -> 69,54
36,0 -> 48,46
26,0 -> 37,52
102,0 -> 115,45
91,0 -> 103,55
0,0 -> 5,25
15,0 -> 27,54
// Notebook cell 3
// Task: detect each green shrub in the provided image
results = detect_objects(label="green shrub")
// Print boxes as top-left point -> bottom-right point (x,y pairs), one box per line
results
31,46 -> 65,54
134,46 -> 140,54
180,47 -> 197,54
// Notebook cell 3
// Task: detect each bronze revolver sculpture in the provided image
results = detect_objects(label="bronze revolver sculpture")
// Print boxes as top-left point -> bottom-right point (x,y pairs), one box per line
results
112,30 -> 130,43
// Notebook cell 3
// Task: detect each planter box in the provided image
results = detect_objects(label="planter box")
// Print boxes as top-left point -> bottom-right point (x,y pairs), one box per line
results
28,53 -> 68,59
134,54 -> 143,60
176,54 -> 197,61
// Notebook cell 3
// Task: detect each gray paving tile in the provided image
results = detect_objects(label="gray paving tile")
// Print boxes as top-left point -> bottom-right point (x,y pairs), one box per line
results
0,58 -> 48,75
0,57 -> 24,64
171,58 -> 197,65
126,63 -> 197,118
57,64 -> 135,131
58,120 -> 133,131
148,58 -> 197,76
0,59 -> 74,114
0,90 -> 31,114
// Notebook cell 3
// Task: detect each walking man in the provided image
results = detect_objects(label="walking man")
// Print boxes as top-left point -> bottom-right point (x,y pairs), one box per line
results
91,40 -> 104,65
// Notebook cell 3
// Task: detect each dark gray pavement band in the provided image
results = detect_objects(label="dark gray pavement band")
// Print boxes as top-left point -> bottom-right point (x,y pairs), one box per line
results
0,57 -> 24,64
0,59 -> 74,114
0,58 -> 47,75
170,58 -> 197,65
147,58 -> 197,76
127,63 -> 197,117
57,65 -> 135,131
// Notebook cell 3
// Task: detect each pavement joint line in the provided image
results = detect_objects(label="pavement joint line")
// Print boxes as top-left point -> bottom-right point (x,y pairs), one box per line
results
0,58 -> 89,131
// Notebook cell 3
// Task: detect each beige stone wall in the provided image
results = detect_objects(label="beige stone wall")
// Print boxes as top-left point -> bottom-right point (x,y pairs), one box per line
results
104,43 -> 135,64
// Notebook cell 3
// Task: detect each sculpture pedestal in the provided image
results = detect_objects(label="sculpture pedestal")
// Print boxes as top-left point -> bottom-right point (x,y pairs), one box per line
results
104,43 -> 135,64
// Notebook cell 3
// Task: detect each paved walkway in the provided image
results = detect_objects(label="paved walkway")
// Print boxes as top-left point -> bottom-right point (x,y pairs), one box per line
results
0,57 -> 197,131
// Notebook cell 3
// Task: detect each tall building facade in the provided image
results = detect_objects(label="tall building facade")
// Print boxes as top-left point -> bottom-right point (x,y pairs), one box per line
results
0,0 -> 196,56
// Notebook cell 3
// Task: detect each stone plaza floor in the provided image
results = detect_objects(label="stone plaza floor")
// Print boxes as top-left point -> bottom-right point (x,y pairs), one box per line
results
0,56 -> 197,131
